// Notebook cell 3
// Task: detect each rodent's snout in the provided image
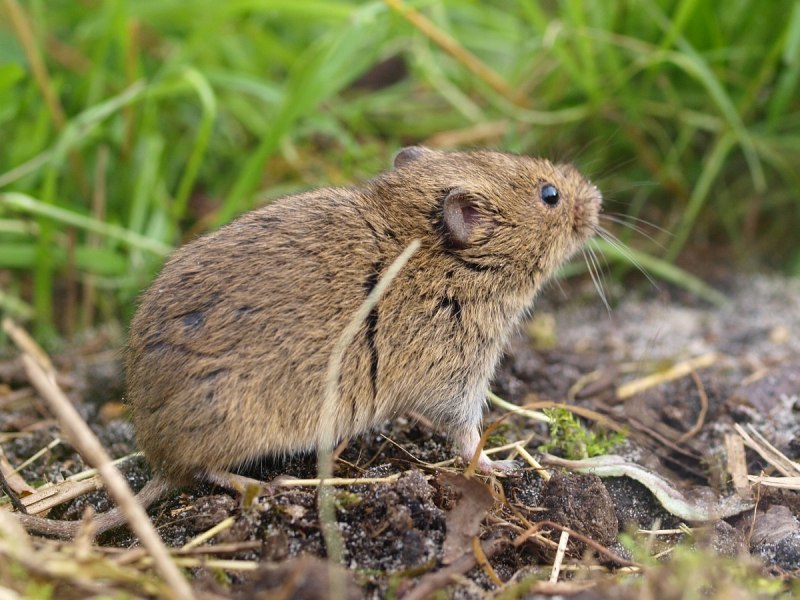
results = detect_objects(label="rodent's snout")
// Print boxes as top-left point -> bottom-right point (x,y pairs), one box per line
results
553,162 -> 601,240
571,182 -> 602,239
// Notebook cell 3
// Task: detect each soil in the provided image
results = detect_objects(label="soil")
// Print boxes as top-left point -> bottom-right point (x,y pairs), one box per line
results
1,273 -> 798,598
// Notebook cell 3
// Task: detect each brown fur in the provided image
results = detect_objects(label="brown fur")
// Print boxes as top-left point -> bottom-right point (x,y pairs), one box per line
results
127,146 -> 602,483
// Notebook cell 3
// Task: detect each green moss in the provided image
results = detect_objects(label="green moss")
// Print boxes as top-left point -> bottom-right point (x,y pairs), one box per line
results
538,407 -> 625,459
334,490 -> 362,511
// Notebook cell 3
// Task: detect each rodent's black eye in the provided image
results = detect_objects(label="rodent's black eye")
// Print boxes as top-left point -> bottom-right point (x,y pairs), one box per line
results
540,184 -> 560,207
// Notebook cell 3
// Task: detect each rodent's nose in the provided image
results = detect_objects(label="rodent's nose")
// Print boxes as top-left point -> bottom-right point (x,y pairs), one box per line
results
571,193 -> 601,236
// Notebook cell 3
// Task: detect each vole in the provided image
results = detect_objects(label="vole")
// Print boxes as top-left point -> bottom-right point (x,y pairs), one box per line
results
14,146 -> 601,537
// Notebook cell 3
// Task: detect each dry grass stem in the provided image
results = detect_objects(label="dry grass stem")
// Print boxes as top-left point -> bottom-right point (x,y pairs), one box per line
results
724,433 -> 751,496
472,536 -> 502,586
2,0 -> 66,129
735,424 -> 800,478
12,338 -> 194,600
513,444 -> 550,481
429,436 -> 535,469
276,474 -> 404,487
488,390 -> 550,423
12,437 -> 62,474
383,0 -> 517,102
616,352 -> 719,400
2,317 -> 54,376
549,530 -> 570,583
180,516 -> 236,551
746,476 -> 800,490
317,238 -> 419,593
66,452 -> 143,482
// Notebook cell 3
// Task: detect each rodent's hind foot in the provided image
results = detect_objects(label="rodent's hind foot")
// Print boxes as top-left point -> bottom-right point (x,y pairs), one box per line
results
483,457 -> 520,472
457,427 -> 520,472
475,452 -> 519,473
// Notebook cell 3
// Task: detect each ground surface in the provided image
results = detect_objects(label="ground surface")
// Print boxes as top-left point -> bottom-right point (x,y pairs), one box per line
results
1,273 -> 798,598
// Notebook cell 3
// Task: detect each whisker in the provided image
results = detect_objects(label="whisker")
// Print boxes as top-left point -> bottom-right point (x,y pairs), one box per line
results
601,215 -> 667,249
583,247 -> 611,313
552,272 -> 568,300
588,241 -> 612,290
604,212 -> 673,236
596,227 -> 660,291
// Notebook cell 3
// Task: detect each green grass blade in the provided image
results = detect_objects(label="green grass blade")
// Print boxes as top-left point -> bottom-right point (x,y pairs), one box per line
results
172,68 -> 217,219
0,192 -> 172,255
666,132 -> 736,261
217,2 -> 390,223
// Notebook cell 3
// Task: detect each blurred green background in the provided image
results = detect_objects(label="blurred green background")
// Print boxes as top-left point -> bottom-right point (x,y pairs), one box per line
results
0,0 -> 798,342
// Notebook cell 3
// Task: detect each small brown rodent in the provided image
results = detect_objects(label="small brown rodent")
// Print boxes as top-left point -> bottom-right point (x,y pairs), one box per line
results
17,146 -> 601,537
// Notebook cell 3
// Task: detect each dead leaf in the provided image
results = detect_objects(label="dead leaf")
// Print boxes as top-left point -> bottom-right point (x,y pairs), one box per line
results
750,505 -> 799,546
436,472 -> 494,564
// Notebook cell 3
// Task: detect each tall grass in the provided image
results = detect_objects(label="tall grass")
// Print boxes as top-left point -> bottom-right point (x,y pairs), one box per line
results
0,0 -> 798,340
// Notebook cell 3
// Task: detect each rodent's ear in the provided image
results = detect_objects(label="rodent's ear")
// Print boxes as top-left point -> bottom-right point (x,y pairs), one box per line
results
442,188 -> 486,249
393,146 -> 431,169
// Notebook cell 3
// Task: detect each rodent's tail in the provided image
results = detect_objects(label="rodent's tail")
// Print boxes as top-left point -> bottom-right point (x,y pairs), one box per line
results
14,475 -> 169,539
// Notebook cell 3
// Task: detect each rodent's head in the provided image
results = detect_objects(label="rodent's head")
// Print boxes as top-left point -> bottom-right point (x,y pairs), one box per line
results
389,146 -> 602,284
